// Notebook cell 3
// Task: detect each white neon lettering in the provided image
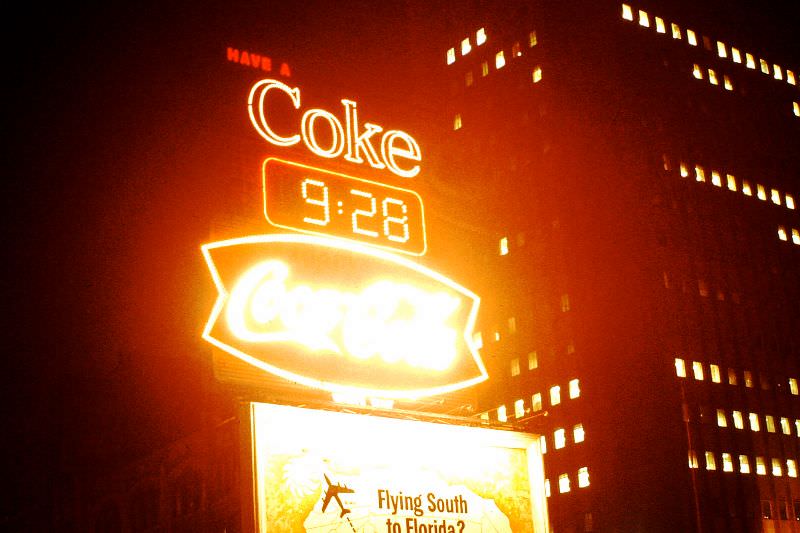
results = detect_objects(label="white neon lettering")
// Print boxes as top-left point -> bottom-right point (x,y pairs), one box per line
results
248,79 -> 301,146
301,108 -> 345,158
301,179 -> 330,226
249,79 -> 421,178
381,130 -> 421,178
351,189 -> 379,237
342,99 -> 386,169
225,260 -> 460,370
382,198 -> 409,243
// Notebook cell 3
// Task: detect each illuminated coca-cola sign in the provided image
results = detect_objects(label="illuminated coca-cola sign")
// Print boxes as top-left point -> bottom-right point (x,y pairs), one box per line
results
202,234 -> 487,399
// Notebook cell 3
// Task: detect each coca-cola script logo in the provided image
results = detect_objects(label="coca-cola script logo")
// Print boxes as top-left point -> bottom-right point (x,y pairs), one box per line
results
202,234 -> 487,398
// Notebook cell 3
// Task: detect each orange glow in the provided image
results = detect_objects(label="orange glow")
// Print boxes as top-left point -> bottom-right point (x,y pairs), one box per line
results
248,79 -> 421,178
202,234 -> 486,399
262,158 -> 426,255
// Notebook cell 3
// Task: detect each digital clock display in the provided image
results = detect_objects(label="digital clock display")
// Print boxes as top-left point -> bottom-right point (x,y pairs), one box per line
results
262,158 -> 427,255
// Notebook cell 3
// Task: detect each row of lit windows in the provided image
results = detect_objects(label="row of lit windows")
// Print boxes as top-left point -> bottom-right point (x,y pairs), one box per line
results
778,226 -> 800,245
486,379 -> 581,422
446,28 -> 487,65
544,467 -> 591,496
714,408 -> 800,437
540,423 -> 585,454
664,155 -> 796,212
692,63 -> 734,91
689,451 -> 798,478
621,4 -> 798,88
675,358 -> 800,395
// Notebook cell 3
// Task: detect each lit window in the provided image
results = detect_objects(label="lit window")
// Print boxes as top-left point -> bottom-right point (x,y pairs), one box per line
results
453,114 -> 462,130
465,71 -> 473,86
532,66 -> 543,83
772,459 -> 783,476
560,293 -> 570,312
731,47 -> 741,63
749,412 -> 760,432
511,42 -> 521,58
771,189 -> 781,205
514,399 -> 525,418
638,10 -> 650,27
675,358 -> 687,377
497,405 -> 507,422
511,358 -> 520,377
722,453 -> 734,472
742,180 -> 752,196
621,4 -> 633,21
550,385 -> 561,406
794,102 -> 800,117
578,467 -> 590,488
788,460 -> 798,478
778,227 -> 788,241
692,64 -> 704,80
540,435 -> 547,454
461,38 -> 472,56
569,378 -> 581,399
532,393 -> 542,412
726,174 -> 737,191
760,58 -> 770,74
679,162 -> 689,177
480,412 -> 489,421
717,409 -> 727,427
499,236 -> 508,255
756,457 -> 766,475
781,417 -> 791,435
694,165 -> 705,182
481,61 -> 489,77
495,51 -> 505,69
774,64 -> 783,80
728,368 -> 737,385
786,194 -> 795,209
687,29 -> 697,46
671,23 -> 681,39
723,75 -> 733,91
717,41 -> 727,58
528,351 -> 538,370
574,423 -> 585,443
692,361 -> 704,381
688,450 -> 699,468
476,28 -> 487,46
766,415 -> 776,433
732,411 -> 744,429
655,17 -> 665,33
528,31 -> 538,47
793,229 -> 800,245
708,68 -> 718,85
705,451 -> 716,470
554,428 -> 566,449
711,171 -> 722,187
787,70 -> 796,85
710,364 -> 721,383
739,455 -> 750,473
558,473 -> 570,493
473,332 -> 483,349
745,53 -> 755,69
790,378 -> 799,395
757,184 -> 767,201
446,48 -> 456,65
796,419 -> 800,437
744,370 -> 754,387
544,479 -> 550,497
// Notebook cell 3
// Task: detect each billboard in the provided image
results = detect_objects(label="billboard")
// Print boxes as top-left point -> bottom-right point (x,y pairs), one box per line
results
246,403 -> 548,532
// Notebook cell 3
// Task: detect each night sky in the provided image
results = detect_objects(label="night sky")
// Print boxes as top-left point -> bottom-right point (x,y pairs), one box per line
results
3,0 -> 799,522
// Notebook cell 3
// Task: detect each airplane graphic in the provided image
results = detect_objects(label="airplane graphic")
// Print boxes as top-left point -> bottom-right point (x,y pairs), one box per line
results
321,474 -> 355,518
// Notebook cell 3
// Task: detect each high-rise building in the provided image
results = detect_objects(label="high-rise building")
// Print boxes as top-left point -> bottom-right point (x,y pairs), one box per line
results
425,1 -> 799,531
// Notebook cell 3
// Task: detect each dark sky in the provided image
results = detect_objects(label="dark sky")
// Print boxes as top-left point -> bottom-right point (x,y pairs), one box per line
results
3,0 -> 798,519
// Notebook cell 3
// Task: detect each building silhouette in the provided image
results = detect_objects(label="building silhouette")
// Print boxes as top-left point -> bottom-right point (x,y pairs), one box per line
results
427,1 -> 799,531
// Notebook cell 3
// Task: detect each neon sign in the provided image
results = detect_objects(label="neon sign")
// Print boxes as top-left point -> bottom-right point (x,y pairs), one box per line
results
248,79 -> 421,178
202,234 -> 486,399
263,158 -> 426,255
